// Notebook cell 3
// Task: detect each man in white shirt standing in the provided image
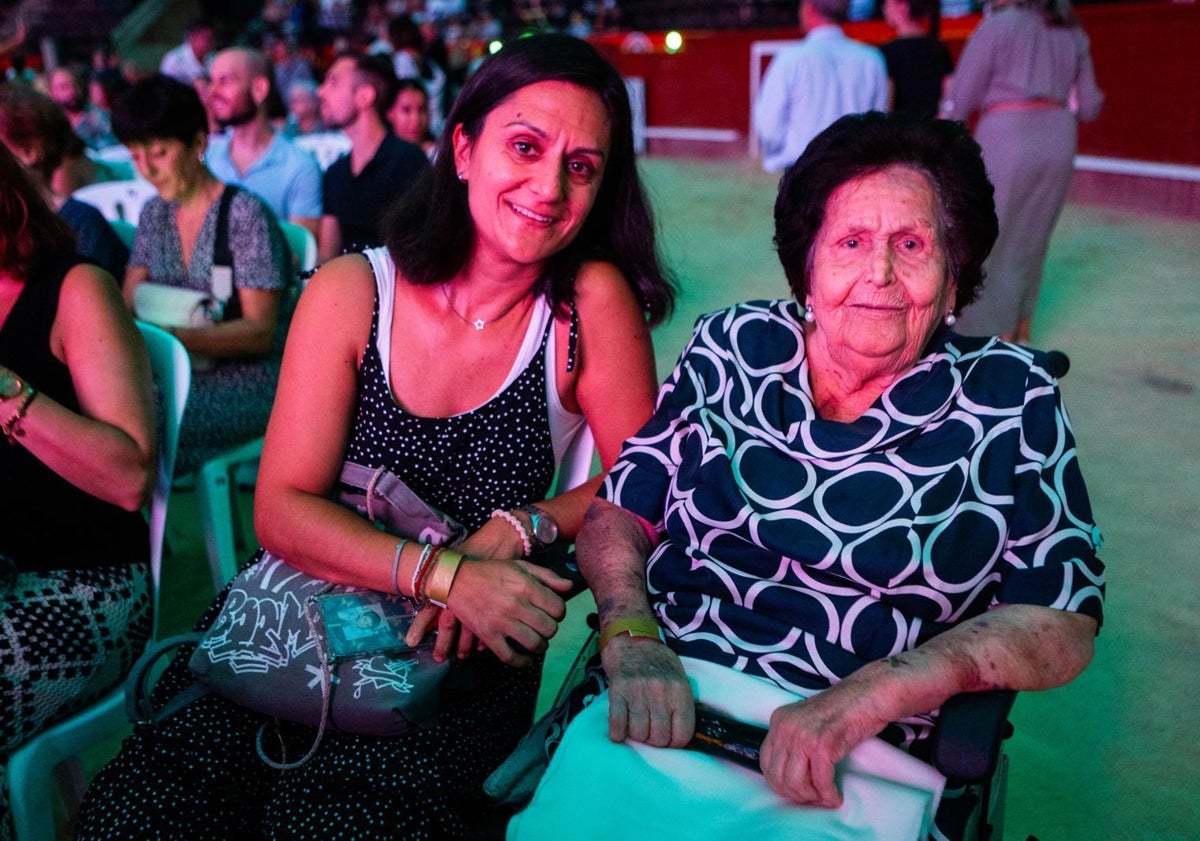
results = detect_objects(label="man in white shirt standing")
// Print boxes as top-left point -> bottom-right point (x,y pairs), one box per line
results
159,19 -> 215,87
204,47 -> 324,249
753,0 -> 887,173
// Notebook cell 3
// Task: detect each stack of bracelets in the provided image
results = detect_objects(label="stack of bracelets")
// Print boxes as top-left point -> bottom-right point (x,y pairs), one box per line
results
393,539 -> 466,608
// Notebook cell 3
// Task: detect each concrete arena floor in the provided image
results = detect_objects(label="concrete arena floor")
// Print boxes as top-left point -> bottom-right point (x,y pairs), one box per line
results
141,156 -> 1199,840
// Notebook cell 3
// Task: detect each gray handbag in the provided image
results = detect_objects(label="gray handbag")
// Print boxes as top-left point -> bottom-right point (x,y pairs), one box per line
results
127,461 -> 468,769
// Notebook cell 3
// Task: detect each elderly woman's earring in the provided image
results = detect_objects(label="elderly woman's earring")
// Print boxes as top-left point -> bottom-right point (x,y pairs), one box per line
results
803,304 -> 816,323
944,312 -> 957,326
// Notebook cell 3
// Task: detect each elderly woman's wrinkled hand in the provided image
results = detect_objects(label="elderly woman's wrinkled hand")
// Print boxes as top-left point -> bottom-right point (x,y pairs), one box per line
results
602,636 -> 694,748
758,682 -> 890,809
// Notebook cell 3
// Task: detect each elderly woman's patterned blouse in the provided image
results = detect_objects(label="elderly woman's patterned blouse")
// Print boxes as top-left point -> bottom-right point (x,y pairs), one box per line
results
601,299 -> 1105,747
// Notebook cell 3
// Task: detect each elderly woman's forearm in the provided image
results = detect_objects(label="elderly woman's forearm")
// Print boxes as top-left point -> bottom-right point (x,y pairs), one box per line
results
576,498 -> 656,623
851,604 -> 1097,725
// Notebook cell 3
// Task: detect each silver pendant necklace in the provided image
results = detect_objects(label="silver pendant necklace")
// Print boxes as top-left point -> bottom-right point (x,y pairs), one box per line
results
441,283 -> 528,331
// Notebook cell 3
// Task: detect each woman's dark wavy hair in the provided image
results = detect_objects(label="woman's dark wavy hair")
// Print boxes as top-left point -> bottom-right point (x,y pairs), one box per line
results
382,33 -> 675,326
112,73 -> 208,146
0,143 -> 76,278
0,83 -> 73,183
774,111 -> 998,314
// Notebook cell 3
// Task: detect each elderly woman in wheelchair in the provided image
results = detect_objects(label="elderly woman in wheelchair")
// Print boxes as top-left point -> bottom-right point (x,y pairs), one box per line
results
510,112 -> 1105,841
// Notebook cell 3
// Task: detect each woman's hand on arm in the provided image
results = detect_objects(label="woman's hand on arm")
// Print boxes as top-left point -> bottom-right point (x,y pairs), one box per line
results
758,604 -> 1098,807
16,264 -> 156,510
256,257 -> 571,668
409,515 -> 574,666
577,498 -> 694,748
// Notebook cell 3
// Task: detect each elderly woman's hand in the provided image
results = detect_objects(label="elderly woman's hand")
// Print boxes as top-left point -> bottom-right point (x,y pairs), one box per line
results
602,636 -> 694,747
758,671 -> 896,808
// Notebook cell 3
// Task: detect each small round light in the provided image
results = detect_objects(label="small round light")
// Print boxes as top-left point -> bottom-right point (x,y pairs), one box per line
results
488,40 -> 504,55
665,31 -> 684,53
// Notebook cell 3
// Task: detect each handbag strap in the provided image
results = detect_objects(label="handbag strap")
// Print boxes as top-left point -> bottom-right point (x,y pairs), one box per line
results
211,184 -> 242,321
125,633 -> 210,727
255,592 -> 335,770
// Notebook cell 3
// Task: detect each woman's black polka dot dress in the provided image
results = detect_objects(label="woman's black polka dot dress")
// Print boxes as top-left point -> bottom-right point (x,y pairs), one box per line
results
77,278 -> 564,840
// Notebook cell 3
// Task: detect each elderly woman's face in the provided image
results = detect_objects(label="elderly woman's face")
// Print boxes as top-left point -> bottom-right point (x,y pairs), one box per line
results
807,166 -> 953,371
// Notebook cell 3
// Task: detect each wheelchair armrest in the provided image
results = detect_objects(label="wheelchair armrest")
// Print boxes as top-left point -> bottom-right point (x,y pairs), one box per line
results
928,690 -> 1017,783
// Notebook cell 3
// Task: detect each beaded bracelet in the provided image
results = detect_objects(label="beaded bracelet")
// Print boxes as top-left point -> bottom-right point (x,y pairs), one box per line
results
425,550 -> 464,608
410,544 -> 437,602
490,509 -> 532,557
390,539 -> 410,596
2,385 -> 37,445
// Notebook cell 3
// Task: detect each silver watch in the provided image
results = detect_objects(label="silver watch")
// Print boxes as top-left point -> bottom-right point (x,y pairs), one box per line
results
518,504 -> 559,546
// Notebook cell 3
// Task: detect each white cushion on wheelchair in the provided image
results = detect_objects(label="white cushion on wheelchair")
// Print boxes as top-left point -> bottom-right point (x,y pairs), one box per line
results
508,656 -> 945,841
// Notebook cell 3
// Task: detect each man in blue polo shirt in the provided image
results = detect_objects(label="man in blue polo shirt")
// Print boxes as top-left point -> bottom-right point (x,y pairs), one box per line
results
205,47 -> 324,249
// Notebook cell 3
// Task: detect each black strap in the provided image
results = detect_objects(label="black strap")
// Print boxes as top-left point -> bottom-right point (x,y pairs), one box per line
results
212,185 -> 242,321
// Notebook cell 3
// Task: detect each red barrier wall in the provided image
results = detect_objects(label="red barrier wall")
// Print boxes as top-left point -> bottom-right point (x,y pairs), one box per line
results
592,2 -> 1200,167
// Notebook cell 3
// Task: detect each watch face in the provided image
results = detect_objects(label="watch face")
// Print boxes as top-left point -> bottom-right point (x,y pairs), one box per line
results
522,505 -> 559,544
532,517 -> 558,544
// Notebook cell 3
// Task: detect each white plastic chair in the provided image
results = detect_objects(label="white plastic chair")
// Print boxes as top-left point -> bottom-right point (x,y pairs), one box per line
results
292,131 -> 352,171
6,322 -> 190,841
197,437 -> 266,593
72,179 -> 157,225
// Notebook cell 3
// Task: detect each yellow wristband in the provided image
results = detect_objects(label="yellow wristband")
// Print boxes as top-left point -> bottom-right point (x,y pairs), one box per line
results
425,551 -> 464,608
598,617 -> 665,653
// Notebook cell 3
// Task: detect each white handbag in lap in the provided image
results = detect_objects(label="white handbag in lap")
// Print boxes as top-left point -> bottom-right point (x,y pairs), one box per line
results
132,283 -> 221,329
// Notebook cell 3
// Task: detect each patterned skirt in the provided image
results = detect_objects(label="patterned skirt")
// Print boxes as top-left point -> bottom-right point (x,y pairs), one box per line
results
0,562 -> 152,840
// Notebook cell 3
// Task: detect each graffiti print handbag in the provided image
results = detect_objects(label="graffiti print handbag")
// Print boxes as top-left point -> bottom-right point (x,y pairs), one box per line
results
127,461 -> 468,769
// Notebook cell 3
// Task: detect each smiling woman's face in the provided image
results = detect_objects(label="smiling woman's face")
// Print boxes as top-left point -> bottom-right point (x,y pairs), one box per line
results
806,165 -> 954,375
452,80 -> 612,273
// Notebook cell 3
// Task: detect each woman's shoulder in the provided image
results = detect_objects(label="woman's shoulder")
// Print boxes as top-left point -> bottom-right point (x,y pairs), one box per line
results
300,252 -> 377,308
56,261 -> 125,324
941,333 -> 1061,389
570,259 -> 644,319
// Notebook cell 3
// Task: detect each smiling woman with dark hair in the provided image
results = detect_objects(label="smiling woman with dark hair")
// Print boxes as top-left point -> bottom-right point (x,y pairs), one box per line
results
78,34 -> 675,840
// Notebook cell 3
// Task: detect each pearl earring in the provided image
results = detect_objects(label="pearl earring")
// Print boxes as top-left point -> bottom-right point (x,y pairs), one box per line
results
803,304 -> 815,323
944,312 -> 957,327
457,171 -> 466,182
